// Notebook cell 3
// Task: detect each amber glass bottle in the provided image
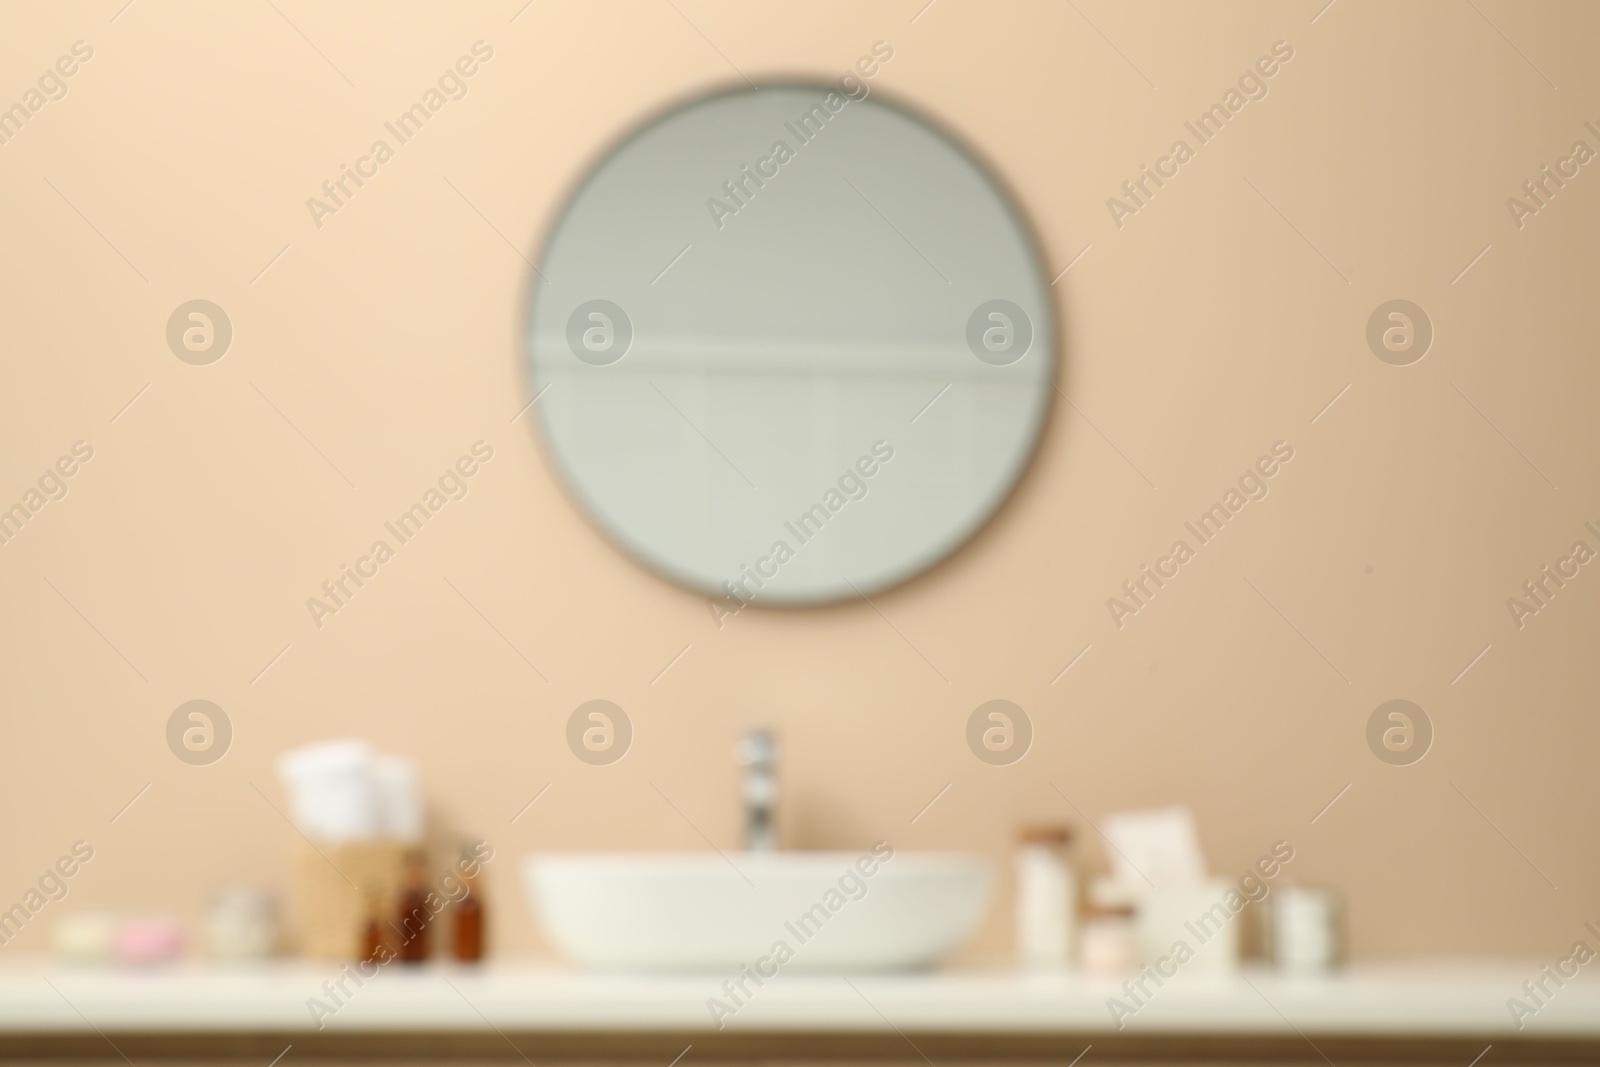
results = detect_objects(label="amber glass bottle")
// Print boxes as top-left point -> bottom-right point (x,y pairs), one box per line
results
453,865 -> 484,962
395,850 -> 431,963
359,883 -> 389,963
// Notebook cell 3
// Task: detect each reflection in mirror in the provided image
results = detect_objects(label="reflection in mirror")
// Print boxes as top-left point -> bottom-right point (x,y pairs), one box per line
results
525,82 -> 1054,605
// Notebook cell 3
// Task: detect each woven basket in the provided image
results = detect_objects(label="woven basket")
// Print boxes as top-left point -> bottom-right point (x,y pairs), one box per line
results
291,840 -> 408,959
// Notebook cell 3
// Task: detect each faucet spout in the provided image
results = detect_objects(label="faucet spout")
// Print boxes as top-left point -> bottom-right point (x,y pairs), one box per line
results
737,729 -> 777,852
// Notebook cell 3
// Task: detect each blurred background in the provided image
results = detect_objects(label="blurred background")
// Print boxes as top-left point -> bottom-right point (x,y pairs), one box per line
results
0,0 -> 1597,1056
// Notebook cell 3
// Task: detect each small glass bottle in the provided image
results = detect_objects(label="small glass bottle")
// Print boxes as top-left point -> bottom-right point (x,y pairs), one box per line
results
359,883 -> 388,964
395,850 -> 431,964
1079,901 -> 1140,977
452,857 -> 485,963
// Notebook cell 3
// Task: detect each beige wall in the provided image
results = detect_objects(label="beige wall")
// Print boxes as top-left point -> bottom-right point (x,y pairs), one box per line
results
1,0 -> 1596,963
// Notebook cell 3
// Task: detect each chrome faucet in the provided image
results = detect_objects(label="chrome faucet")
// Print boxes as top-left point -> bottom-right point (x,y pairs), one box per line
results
737,729 -> 777,852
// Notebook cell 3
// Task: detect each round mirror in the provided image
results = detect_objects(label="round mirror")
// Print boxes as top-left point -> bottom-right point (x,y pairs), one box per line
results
525,83 -> 1053,605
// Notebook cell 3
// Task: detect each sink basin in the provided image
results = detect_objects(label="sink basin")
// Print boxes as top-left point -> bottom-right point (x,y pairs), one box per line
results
523,849 -> 991,972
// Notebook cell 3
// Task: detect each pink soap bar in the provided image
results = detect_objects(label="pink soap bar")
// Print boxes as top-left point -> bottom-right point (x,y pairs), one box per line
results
116,918 -> 183,964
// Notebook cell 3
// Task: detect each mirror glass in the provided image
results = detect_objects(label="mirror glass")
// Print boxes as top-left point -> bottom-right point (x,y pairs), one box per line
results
525,84 -> 1053,605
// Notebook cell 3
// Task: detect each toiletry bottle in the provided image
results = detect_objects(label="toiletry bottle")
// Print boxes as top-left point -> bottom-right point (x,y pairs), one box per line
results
205,887 -> 278,961
360,883 -> 388,964
395,850 -> 431,963
1269,885 -> 1343,974
452,855 -> 484,962
1015,825 -> 1076,970
1080,901 -> 1139,977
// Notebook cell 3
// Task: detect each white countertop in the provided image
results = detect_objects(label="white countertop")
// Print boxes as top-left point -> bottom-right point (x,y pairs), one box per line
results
0,958 -> 1592,1037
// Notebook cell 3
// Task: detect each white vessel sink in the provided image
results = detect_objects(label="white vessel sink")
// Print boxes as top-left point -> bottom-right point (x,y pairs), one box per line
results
523,849 -> 991,972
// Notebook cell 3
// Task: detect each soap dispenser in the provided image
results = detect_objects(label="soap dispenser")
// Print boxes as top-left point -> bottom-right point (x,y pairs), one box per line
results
1015,824 -> 1077,970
